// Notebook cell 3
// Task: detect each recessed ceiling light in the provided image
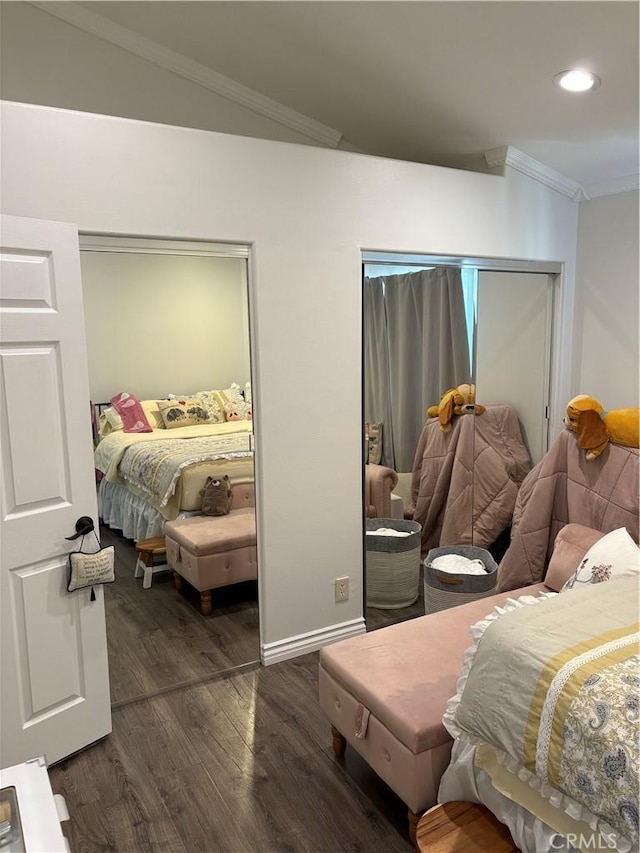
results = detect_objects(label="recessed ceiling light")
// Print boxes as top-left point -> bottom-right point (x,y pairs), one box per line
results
553,69 -> 601,93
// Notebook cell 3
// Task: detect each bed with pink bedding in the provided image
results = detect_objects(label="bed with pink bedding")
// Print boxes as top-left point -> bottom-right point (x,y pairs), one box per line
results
497,429 -> 639,591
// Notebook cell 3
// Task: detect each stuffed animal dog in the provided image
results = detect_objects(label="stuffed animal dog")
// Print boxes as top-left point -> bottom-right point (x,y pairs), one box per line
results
427,383 -> 486,431
564,395 -> 640,460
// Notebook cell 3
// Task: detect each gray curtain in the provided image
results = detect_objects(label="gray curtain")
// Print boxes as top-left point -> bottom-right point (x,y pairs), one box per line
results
364,268 -> 471,472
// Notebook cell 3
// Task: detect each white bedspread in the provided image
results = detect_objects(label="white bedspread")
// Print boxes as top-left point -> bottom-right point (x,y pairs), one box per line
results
95,421 -> 252,480
95,420 -> 253,508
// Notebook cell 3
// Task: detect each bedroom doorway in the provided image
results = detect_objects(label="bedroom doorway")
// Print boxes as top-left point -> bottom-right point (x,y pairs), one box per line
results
79,235 -> 260,705
362,251 -> 560,631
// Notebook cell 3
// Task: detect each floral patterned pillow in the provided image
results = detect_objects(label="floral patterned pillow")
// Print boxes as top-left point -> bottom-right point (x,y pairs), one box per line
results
561,527 -> 640,592
192,391 -> 225,423
196,384 -> 247,422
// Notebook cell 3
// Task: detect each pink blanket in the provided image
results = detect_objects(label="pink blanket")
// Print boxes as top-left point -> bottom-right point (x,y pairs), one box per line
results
497,429 -> 640,591
410,405 -> 531,555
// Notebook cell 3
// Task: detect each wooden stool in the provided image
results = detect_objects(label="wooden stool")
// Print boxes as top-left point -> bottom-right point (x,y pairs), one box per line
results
134,536 -> 168,589
415,801 -> 518,852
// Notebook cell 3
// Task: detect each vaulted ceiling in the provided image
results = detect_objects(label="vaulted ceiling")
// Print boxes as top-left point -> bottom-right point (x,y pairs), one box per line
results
24,2 -> 640,191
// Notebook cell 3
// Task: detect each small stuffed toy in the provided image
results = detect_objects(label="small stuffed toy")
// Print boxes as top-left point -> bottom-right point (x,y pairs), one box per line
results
564,395 -> 640,460
427,383 -> 486,431
224,400 -> 243,421
201,475 -> 233,516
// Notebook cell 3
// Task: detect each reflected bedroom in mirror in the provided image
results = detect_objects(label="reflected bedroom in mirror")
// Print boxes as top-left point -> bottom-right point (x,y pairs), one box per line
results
82,236 -> 259,705
362,252 -> 557,631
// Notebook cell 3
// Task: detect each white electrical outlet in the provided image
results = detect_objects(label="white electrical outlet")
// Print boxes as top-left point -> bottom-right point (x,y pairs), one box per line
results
334,576 -> 349,602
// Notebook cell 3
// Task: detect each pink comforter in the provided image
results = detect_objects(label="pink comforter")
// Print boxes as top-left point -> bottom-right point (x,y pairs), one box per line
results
497,429 -> 640,591
410,405 -> 531,555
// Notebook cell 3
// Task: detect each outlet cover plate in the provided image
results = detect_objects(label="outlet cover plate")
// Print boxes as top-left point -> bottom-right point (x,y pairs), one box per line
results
335,577 -> 349,603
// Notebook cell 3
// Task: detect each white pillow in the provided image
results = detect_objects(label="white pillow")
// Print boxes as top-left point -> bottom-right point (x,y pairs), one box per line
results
561,527 -> 640,591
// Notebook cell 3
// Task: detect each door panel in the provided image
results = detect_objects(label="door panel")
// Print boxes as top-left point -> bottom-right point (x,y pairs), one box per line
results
475,271 -> 552,465
2,344 -> 69,511
1,215 -> 111,767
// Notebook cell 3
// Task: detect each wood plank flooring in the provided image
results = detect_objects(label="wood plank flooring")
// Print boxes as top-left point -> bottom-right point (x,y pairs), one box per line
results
105,515 -> 424,704
49,653 -> 415,853
102,524 -> 260,704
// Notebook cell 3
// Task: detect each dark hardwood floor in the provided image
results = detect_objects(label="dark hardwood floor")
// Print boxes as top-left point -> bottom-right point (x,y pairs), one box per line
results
101,524 -> 260,704
49,653 -> 414,853
68,521 -> 425,849
104,516 -> 423,705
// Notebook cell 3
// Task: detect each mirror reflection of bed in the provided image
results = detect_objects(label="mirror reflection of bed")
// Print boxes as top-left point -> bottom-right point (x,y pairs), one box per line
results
80,237 -> 259,704
362,253 -> 558,631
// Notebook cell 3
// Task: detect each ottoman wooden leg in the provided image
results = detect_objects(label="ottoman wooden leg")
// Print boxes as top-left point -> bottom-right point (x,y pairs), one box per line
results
200,590 -> 212,616
173,571 -> 183,591
331,725 -> 346,758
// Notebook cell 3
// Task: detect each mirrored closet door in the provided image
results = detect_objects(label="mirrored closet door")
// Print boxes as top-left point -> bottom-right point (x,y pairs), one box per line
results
362,252 -> 559,631
80,236 -> 259,704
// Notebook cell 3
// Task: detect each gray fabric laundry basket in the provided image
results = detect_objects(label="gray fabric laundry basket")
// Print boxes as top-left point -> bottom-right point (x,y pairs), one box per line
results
366,518 -> 422,609
424,545 -> 497,614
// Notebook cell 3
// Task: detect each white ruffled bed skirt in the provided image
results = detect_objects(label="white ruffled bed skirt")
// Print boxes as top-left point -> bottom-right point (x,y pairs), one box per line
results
98,480 -> 165,541
439,735 -> 574,853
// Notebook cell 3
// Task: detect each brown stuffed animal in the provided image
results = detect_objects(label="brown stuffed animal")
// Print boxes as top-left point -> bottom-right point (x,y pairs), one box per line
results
564,395 -> 640,460
201,475 -> 233,516
427,383 -> 486,431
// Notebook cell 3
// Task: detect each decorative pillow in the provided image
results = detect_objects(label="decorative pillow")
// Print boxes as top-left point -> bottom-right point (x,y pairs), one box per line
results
157,397 -> 211,429
191,384 -> 248,421
223,398 -> 248,421
67,546 -> 115,598
561,527 -> 640,591
545,524 -> 606,591
366,422 -> 383,464
100,399 -> 164,436
110,392 -> 152,433
192,391 -> 225,424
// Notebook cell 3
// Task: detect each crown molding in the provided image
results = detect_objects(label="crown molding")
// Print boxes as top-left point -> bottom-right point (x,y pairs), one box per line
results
484,146 -> 584,200
581,173 -> 640,201
30,1 -> 343,149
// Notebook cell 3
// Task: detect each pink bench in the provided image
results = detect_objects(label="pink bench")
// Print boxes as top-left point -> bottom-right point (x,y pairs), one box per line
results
318,524 -> 604,841
164,482 -> 256,615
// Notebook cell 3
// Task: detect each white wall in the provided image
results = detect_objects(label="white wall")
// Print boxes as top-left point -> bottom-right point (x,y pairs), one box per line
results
80,251 -> 250,402
0,2 -> 320,149
0,102 -> 579,661
573,191 -> 639,409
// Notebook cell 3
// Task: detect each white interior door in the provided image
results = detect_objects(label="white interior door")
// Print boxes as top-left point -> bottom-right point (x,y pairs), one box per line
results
0,215 -> 111,768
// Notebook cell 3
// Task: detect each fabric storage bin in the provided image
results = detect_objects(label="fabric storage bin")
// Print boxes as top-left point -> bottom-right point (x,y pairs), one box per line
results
424,545 -> 497,614
366,518 -> 422,609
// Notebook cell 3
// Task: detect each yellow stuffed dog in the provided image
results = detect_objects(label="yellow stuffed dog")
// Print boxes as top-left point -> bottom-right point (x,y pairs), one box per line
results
427,383 -> 485,431
564,395 -> 640,460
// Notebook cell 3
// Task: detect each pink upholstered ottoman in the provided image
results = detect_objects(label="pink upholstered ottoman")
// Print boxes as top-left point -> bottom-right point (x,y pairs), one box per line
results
165,483 -> 257,615
319,523 -> 605,841
318,584 -> 545,840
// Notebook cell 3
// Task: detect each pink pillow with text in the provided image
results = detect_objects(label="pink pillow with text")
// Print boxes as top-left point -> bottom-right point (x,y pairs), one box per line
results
109,392 -> 152,433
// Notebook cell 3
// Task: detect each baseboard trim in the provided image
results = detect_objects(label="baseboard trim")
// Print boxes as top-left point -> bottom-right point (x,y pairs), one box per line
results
261,617 -> 366,666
